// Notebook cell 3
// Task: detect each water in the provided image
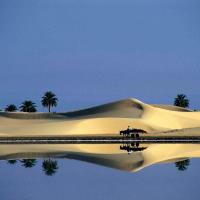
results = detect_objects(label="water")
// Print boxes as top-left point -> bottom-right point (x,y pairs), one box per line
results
0,143 -> 200,200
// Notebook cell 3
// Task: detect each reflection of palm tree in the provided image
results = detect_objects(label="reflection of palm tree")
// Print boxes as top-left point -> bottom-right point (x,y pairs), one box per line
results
175,159 -> 190,171
20,101 -> 37,112
5,104 -> 17,112
42,158 -> 58,176
174,94 -> 189,108
20,159 -> 37,168
7,160 -> 17,164
41,91 -> 58,112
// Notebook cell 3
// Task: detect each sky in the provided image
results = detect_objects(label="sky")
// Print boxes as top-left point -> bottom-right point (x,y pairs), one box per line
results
0,0 -> 200,112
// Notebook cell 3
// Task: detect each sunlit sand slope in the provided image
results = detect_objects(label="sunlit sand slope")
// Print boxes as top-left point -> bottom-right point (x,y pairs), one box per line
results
0,98 -> 200,136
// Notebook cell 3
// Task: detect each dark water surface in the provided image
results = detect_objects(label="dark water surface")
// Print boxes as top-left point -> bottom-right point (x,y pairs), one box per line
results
0,143 -> 199,200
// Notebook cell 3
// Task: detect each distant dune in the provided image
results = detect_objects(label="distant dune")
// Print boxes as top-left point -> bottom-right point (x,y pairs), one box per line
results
0,98 -> 200,136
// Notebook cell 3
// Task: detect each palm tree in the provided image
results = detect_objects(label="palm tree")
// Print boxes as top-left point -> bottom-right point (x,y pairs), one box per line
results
5,104 -> 17,112
41,91 -> 58,112
42,158 -> 58,176
175,159 -> 190,171
174,94 -> 189,108
20,100 -> 37,112
20,159 -> 37,168
7,160 -> 17,164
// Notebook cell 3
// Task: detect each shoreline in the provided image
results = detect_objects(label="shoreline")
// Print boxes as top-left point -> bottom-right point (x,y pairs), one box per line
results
1,135 -> 200,144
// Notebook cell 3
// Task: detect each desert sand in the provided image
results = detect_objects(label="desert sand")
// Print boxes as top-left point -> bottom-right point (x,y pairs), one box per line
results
0,98 -> 200,137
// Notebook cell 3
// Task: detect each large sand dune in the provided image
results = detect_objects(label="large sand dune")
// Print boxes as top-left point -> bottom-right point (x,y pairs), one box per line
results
0,98 -> 200,136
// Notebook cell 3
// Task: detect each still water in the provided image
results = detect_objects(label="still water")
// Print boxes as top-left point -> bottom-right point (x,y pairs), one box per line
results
0,143 -> 200,200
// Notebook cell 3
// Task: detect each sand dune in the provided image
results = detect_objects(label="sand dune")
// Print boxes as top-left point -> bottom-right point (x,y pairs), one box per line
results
0,98 -> 200,136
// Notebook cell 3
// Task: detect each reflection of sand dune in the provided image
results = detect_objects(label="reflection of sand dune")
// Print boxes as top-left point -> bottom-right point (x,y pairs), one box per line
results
1,143 -> 200,172
0,98 -> 200,136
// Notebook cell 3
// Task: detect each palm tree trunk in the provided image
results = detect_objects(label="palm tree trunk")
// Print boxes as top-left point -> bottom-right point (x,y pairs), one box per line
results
48,104 -> 51,113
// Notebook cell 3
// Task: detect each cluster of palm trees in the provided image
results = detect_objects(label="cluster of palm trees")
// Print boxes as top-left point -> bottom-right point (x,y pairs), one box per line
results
5,91 -> 58,113
5,91 -> 59,175
7,158 -> 58,176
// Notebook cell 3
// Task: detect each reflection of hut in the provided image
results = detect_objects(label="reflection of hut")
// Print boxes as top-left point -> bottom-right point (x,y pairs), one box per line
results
120,142 -> 147,153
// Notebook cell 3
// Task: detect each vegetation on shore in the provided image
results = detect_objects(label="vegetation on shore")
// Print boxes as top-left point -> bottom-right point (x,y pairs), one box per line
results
5,104 -> 17,112
20,101 -> 37,112
3,91 -> 58,113
41,91 -> 58,112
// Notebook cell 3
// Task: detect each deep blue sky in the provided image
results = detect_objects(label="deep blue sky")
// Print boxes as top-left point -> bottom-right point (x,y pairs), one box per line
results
0,0 -> 200,112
